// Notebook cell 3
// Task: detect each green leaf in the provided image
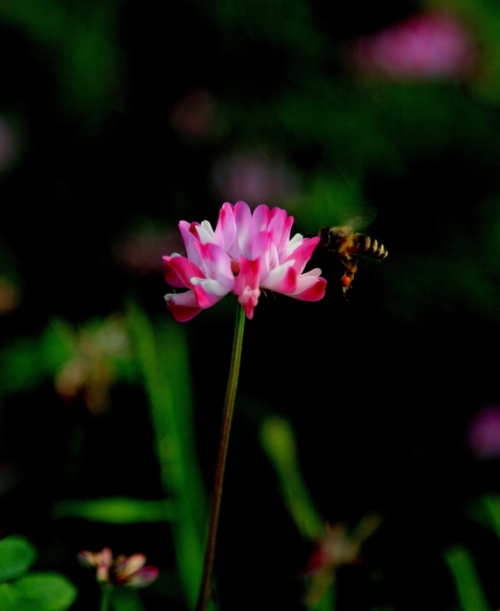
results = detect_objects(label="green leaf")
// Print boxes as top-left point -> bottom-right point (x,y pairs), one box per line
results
0,536 -> 36,583
127,303 -> 206,608
261,418 -> 324,539
0,581 -> 39,611
0,582 -> 21,607
15,572 -> 77,611
0,339 -> 42,394
52,497 -> 174,523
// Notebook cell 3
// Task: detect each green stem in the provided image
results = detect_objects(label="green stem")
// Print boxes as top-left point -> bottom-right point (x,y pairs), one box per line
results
195,304 -> 246,611
100,585 -> 113,611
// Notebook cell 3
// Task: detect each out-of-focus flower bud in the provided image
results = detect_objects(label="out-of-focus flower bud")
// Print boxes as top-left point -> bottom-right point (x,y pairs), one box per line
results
466,405 -> 500,460
78,547 -> 159,588
350,11 -> 477,80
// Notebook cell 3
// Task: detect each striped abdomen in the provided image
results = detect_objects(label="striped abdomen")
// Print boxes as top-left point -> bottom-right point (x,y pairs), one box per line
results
351,234 -> 388,260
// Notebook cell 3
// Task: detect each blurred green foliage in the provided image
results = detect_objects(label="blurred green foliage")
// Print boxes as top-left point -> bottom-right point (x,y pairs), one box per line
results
52,497 -> 175,524
444,546 -> 490,611
0,536 -> 76,611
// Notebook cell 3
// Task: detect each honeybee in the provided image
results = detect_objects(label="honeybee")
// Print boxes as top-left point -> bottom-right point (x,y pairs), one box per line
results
318,224 -> 388,297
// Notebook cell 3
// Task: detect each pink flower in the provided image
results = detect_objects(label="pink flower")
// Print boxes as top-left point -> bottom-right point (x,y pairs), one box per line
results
466,405 -> 500,460
163,201 -> 326,321
78,548 -> 159,587
213,150 -> 299,207
350,11 -> 476,80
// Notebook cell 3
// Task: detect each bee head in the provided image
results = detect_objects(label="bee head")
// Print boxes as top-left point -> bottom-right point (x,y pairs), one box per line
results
318,226 -> 332,248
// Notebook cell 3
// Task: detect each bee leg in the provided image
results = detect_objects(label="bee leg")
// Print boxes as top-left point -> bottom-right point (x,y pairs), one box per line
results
340,258 -> 359,299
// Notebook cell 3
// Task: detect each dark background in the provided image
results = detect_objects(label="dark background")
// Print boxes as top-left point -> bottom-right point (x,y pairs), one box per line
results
2,0 -> 500,609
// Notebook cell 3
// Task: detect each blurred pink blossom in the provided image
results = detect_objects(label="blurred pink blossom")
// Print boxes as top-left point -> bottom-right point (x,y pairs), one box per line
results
114,227 -> 184,276
466,405 -> 500,459
163,201 -> 326,321
78,547 -> 159,587
0,117 -> 19,170
350,12 -> 476,80
213,151 -> 299,208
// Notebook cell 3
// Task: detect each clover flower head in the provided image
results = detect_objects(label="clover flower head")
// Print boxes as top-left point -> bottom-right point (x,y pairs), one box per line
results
466,405 -> 500,460
163,201 -> 326,321
78,547 -> 159,588
304,515 -> 381,607
351,11 -> 476,80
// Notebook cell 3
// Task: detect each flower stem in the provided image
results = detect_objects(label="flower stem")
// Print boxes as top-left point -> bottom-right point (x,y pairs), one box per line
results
100,585 -> 113,611
195,304 -> 246,611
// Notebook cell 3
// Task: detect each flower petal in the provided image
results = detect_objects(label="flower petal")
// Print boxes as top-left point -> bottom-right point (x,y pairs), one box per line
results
163,255 -> 205,289
284,236 -> 321,273
290,269 -> 327,301
179,221 -> 203,267
196,242 -> 234,289
249,205 -> 270,245
165,291 -> 203,322
233,257 -> 261,319
268,208 -> 293,252
265,263 -> 298,294
117,554 -> 147,578
233,201 -> 252,258
78,550 -> 99,567
215,202 -> 237,251
196,220 -> 217,245
124,566 -> 160,587
162,255 -> 188,288
193,279 -> 230,308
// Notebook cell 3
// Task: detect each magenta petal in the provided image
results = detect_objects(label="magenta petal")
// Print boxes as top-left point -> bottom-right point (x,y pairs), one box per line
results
162,256 -> 189,288
272,265 -> 298,294
197,242 -> 234,289
233,201 -> 252,257
237,284 -> 260,319
250,230 -> 272,261
215,202 -> 237,251
234,257 -> 261,319
179,221 -> 203,267
250,205 -> 270,239
292,275 -> 327,301
193,283 -> 225,309
268,208 -> 292,250
165,291 -> 203,322
233,257 -> 260,295
286,237 -> 320,272
166,256 -> 205,289
239,291 -> 259,319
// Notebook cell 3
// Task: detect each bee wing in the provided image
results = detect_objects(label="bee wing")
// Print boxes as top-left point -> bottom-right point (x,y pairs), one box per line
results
341,208 -> 378,232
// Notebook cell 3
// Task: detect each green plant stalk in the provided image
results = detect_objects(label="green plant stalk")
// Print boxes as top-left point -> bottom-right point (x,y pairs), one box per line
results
100,585 -> 113,611
196,304 -> 246,611
444,545 -> 489,611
